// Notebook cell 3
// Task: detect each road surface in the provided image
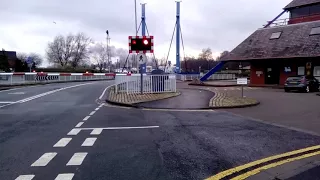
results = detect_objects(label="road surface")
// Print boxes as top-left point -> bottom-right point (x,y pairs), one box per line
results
1,81 -> 320,180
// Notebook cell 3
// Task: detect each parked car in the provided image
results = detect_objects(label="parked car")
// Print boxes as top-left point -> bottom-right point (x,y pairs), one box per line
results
284,75 -> 320,92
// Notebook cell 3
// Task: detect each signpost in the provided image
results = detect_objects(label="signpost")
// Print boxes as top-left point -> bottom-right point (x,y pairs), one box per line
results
237,78 -> 248,97
26,57 -> 33,72
138,53 -> 147,94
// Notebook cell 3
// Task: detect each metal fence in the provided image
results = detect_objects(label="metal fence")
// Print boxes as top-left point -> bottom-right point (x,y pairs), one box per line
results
176,73 -> 236,81
114,74 -> 176,94
0,73 -> 115,85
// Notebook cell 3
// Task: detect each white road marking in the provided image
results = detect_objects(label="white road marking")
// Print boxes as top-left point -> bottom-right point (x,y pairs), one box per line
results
16,83 -> 94,104
83,116 -> 90,121
85,126 -> 160,131
54,173 -> 74,180
237,88 -> 241,90
99,85 -> 113,99
15,175 -> 35,180
99,104 -> 104,108
67,129 -> 81,135
66,153 -> 88,166
0,101 -> 16,104
89,111 -> 96,116
90,128 -> 103,135
248,87 -> 253,89
53,138 -> 72,147
224,89 -> 228,91
8,92 -> 25,95
230,88 -> 235,90
75,122 -> 84,128
82,138 -> 97,147
95,108 -> 99,111
31,152 -> 57,167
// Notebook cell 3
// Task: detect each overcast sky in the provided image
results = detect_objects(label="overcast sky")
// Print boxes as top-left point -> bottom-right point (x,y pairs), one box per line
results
0,0 -> 291,64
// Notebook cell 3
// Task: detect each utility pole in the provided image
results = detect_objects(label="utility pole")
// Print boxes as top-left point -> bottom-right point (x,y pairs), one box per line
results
176,0 -> 181,73
134,0 -> 138,72
106,30 -> 111,73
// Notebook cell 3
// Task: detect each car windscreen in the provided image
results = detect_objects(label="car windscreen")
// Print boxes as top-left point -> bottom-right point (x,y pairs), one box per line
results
287,77 -> 303,81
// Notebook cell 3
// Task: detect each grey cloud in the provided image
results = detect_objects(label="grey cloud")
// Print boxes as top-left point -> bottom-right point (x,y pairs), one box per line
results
0,0 -> 293,57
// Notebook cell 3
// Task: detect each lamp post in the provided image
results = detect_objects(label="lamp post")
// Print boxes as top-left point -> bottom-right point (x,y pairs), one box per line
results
175,0 -> 182,73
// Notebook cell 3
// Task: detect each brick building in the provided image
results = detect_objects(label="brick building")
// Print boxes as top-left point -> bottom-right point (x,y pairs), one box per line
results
223,0 -> 320,85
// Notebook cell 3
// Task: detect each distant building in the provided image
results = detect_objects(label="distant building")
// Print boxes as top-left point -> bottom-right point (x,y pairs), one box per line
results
0,51 -> 17,70
223,0 -> 320,85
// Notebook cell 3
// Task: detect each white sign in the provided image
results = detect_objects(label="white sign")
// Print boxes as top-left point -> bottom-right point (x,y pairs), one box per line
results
237,78 -> 248,85
137,53 -> 147,65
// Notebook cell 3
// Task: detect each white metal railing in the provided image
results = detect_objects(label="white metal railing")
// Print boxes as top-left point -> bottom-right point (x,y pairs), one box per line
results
176,73 -> 236,81
207,74 -> 236,80
0,73 -> 115,85
114,74 -> 176,94
176,74 -> 201,81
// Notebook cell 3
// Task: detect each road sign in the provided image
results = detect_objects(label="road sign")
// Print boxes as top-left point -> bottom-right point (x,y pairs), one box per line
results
26,57 -> 33,64
137,53 -> 147,65
237,78 -> 248,85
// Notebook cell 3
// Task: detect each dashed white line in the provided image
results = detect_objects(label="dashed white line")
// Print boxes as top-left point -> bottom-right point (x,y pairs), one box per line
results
31,152 -> 57,167
54,173 -> 74,180
98,104 -> 104,108
67,129 -> 81,135
89,111 -> 96,116
95,108 -> 99,111
15,175 -> 35,180
90,128 -> 103,135
75,122 -> 84,128
66,153 -> 88,166
237,88 -> 241,90
224,89 -> 228,91
83,116 -> 90,121
53,138 -> 72,147
82,138 -> 97,147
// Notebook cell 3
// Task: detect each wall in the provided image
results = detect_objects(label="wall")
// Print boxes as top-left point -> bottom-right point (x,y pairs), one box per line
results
288,14 -> 320,24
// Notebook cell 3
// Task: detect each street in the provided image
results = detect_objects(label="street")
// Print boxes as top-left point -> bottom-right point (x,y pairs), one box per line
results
1,81 -> 320,180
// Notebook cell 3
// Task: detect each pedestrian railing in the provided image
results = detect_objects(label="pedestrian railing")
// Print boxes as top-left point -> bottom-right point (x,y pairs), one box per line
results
114,74 -> 176,94
0,72 -> 115,85
207,73 -> 236,80
176,73 -> 236,82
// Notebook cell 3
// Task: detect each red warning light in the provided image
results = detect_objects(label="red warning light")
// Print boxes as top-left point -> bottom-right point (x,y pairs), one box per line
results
132,40 -> 137,45
143,39 -> 149,45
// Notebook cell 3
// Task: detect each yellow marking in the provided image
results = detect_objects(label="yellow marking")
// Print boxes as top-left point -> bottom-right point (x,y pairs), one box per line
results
231,151 -> 320,180
206,145 -> 320,180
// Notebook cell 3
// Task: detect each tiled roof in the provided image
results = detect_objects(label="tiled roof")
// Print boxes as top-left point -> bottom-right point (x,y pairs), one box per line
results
284,0 -> 320,9
222,21 -> 320,61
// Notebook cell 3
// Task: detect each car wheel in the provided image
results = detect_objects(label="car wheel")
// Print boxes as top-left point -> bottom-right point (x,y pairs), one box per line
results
305,85 -> 310,93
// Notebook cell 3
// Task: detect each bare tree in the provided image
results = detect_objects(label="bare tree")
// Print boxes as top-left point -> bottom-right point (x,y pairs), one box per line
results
90,43 -> 108,72
198,48 -> 213,60
17,52 -> 43,67
46,33 -> 92,68
216,51 -> 230,61
71,32 -> 92,68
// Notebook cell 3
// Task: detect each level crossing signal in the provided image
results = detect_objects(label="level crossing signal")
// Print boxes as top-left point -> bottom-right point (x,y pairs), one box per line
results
129,36 -> 154,53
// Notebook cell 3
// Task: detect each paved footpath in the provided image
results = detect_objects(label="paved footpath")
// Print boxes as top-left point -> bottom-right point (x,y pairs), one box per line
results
1,81 -> 320,180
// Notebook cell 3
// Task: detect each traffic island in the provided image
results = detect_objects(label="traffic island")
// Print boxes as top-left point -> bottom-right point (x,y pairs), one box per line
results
106,86 -> 181,106
209,91 -> 260,109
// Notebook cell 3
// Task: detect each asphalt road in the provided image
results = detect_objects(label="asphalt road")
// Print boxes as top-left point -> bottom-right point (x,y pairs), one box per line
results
137,88 -> 214,109
1,81 -> 320,180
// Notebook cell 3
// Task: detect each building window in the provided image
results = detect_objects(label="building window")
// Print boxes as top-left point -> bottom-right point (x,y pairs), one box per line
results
314,66 -> 320,76
310,27 -> 320,35
298,66 -> 305,75
270,32 -> 282,39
